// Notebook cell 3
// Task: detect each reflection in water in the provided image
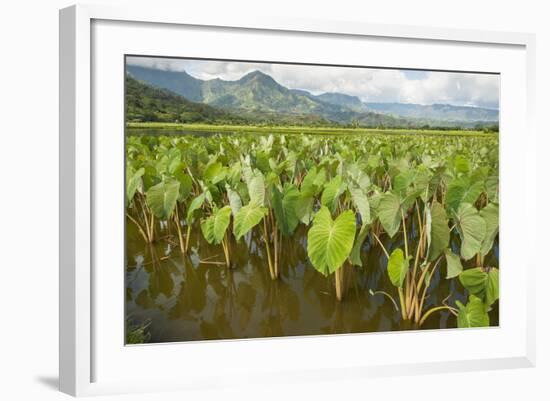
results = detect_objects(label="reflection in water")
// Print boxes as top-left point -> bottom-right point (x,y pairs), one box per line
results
125,219 -> 499,343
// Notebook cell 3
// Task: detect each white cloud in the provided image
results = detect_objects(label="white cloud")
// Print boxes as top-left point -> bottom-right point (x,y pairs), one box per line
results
126,56 -> 499,109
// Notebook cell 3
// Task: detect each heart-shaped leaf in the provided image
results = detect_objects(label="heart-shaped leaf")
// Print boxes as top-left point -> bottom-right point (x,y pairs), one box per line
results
444,248 -> 463,279
295,192 -> 315,225
480,203 -> 499,257
387,248 -> 409,288
272,184 -> 300,237
186,193 -> 205,224
307,206 -> 356,276
350,186 -> 371,225
146,179 -> 180,220
233,203 -> 267,240
321,176 -> 346,214
203,161 -> 226,184
459,267 -> 499,308
456,295 -> 490,328
226,186 -> 242,215
446,178 -> 484,213
301,166 -> 326,197
427,202 -> 450,261
200,206 -> 231,245
247,172 -> 265,207
126,167 -> 144,206
454,203 -> 486,260
377,192 -> 401,238
173,171 -> 193,202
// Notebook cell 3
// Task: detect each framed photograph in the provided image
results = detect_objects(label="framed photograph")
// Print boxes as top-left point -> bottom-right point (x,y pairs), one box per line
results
59,4 -> 536,396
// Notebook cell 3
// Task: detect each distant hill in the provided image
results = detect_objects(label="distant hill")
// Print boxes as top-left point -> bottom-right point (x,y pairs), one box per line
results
125,75 -> 247,124
126,66 -> 204,102
316,92 -> 364,111
126,65 -> 499,128
363,102 -> 499,122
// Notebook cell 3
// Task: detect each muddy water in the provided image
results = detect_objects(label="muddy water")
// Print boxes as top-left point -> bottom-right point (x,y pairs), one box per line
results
125,218 -> 499,343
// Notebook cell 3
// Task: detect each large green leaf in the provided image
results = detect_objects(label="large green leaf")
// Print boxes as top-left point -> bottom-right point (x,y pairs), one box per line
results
321,176 -> 346,214
247,172 -> 265,207
347,162 -> 370,189
454,203 -> 486,260
233,203 -> 267,240
301,166 -> 325,196
200,206 -> 231,245
226,162 -> 242,186
156,148 -> 181,175
480,203 -> 499,257
272,184 -> 300,236
393,172 -> 411,199
446,178 -> 484,213
454,155 -> 470,175
142,164 -> 160,191
173,171 -> 193,202
203,161 -> 225,184
186,193 -> 205,224
456,296 -> 490,328
459,268 -> 487,296
350,186 -> 371,225
145,179 -> 180,220
377,192 -> 402,238
126,167 -> 144,205
307,206 -> 356,276
387,248 -> 409,288
444,248 -> 463,279
427,202 -> 450,261
295,193 -> 315,225
459,267 -> 499,308
226,186 -> 242,215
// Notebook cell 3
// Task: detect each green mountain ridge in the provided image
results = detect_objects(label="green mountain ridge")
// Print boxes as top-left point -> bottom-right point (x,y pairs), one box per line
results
125,75 -> 247,124
126,75 -> 336,126
126,65 -> 498,129
363,102 -> 499,122
128,66 -> 365,122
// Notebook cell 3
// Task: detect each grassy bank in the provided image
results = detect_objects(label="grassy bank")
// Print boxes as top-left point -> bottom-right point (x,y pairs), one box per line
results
126,122 -> 497,137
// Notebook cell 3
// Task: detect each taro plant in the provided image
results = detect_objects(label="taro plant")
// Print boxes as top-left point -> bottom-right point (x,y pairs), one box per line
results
183,193 -> 205,252
372,184 -> 458,325
126,165 -> 151,242
269,182 -> 301,276
144,178 -> 180,242
233,170 -> 271,275
307,206 -> 356,301
456,266 -> 499,328
200,206 -> 232,268
370,153 -> 499,328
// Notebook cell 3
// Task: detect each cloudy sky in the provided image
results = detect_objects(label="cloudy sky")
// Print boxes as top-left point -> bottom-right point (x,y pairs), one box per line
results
127,56 -> 500,109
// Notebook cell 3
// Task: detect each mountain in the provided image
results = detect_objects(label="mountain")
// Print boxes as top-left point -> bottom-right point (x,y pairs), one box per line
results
125,75 -> 336,126
364,102 -> 498,122
126,65 -> 203,102
316,93 -> 364,111
127,66 -> 352,120
126,65 -> 498,128
125,75 -> 248,124
202,70 -> 323,114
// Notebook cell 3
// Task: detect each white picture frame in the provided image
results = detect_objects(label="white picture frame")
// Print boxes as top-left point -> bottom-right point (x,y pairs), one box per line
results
59,3 -> 536,397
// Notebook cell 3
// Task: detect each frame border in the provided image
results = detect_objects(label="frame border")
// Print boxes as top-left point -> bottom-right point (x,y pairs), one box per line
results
59,4 -> 536,396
